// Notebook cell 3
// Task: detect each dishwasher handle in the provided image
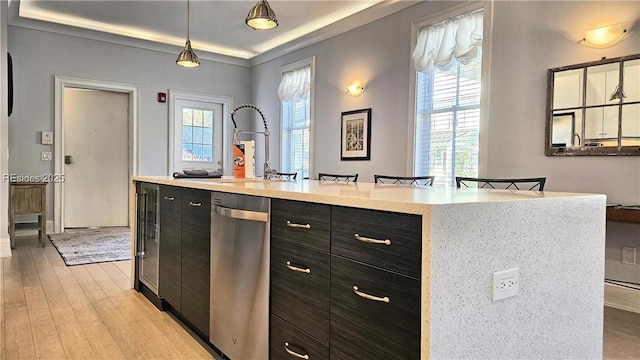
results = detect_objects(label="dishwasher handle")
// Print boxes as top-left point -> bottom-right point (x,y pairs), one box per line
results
214,205 -> 269,222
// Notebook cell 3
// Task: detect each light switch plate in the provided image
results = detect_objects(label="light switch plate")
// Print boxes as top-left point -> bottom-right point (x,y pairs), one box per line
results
41,131 -> 54,145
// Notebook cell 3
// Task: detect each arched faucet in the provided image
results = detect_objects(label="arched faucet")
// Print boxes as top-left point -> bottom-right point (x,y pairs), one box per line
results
230,104 -> 277,180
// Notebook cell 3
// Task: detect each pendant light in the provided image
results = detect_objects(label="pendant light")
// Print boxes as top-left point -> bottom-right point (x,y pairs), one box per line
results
246,0 -> 278,30
176,0 -> 200,68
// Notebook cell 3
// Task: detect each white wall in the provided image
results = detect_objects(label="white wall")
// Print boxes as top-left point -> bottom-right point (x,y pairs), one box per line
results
487,1 -> 640,204
606,221 -> 640,284
8,26 -> 252,217
253,1 -> 640,204
251,1 -> 463,181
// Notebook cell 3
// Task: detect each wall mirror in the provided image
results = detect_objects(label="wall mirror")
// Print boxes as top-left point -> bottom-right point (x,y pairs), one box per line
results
545,53 -> 640,156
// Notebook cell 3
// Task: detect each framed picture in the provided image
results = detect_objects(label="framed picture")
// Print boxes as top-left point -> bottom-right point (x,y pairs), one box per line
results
341,108 -> 371,161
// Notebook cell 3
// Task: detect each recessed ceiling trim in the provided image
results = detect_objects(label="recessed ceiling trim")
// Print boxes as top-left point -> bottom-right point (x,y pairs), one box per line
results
9,0 -> 420,67
250,0 -> 420,66
18,1 -> 256,59
8,1 -> 250,67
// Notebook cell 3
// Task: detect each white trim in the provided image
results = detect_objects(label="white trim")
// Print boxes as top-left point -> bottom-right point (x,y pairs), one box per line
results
7,3 -> 250,67
407,1 -> 491,176
54,76 -> 139,234
251,1 -> 417,67
477,1 -> 494,177
0,237 -> 10,258
279,56 -> 315,178
604,282 -> 640,314
168,90 -> 233,176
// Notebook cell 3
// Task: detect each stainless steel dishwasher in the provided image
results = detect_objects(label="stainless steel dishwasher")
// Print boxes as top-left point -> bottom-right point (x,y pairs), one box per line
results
210,191 -> 270,360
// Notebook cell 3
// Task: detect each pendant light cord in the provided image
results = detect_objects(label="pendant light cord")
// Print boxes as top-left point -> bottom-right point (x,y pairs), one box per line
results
187,0 -> 190,40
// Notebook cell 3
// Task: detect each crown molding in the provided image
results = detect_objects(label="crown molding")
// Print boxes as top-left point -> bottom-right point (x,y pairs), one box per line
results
250,0 -> 421,66
7,0 -> 421,68
7,1 -> 250,67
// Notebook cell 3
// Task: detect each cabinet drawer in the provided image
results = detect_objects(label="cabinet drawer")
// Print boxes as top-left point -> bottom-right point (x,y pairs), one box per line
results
271,199 -> 330,253
330,255 -> 420,360
332,206 -> 421,279
270,315 -> 329,360
271,239 -> 330,344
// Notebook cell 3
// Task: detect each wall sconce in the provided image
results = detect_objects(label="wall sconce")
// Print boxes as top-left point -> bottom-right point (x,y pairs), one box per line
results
581,23 -> 628,48
346,81 -> 366,96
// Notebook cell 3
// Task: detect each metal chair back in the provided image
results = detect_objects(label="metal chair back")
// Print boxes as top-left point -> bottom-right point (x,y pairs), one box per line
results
455,177 -> 546,191
374,175 -> 434,186
318,173 -> 359,183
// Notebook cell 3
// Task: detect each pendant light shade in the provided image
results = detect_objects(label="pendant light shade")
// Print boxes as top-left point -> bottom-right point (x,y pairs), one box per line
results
177,40 -> 200,67
176,0 -> 199,68
246,0 -> 278,30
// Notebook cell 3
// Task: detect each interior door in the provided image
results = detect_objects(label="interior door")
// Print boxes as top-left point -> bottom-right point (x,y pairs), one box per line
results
63,88 -> 129,228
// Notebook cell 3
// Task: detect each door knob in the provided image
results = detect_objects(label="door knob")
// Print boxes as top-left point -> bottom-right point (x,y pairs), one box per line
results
64,155 -> 73,164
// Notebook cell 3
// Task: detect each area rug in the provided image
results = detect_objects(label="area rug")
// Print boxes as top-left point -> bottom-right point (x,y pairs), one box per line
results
48,227 -> 131,266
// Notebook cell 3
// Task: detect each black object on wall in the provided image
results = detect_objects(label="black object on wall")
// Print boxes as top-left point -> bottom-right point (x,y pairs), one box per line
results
8,52 -> 13,117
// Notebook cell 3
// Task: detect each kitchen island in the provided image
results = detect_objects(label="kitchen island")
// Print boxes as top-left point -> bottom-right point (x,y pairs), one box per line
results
131,176 -> 606,359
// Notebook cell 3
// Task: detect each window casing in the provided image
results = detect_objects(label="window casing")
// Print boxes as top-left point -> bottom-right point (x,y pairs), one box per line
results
280,58 -> 314,179
413,9 -> 483,187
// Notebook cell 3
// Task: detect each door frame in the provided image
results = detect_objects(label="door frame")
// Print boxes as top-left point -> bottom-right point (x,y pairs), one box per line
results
168,90 -> 233,175
54,75 -> 139,234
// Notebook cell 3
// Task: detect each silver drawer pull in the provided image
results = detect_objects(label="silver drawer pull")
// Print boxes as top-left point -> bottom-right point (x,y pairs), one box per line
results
286,261 -> 311,274
163,196 -> 175,201
189,201 -> 202,207
352,285 -> 390,303
284,342 -> 309,359
287,221 -> 311,229
354,233 -> 391,246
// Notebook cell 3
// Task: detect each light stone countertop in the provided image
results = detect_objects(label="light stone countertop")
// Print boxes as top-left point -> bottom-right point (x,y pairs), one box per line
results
132,176 -> 599,215
131,175 -> 607,359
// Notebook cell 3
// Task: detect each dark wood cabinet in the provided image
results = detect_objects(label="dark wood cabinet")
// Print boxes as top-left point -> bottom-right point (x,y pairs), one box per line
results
158,185 -> 182,310
330,255 -> 420,360
270,200 -> 422,359
271,238 -> 330,344
180,188 -> 211,337
270,199 -> 331,356
158,185 -> 210,338
271,199 -> 331,253
270,315 -> 329,360
332,206 -> 422,279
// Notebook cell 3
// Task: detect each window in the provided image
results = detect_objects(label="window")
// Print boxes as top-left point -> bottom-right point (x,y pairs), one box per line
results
182,107 -> 214,162
412,9 -> 483,187
279,58 -> 314,179
169,91 -> 232,174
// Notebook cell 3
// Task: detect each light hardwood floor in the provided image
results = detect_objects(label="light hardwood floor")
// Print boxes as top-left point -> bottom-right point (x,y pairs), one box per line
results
2,235 -> 216,359
2,235 -> 639,359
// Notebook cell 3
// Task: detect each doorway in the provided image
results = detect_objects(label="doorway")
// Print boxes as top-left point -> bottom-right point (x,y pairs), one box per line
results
54,76 -> 139,233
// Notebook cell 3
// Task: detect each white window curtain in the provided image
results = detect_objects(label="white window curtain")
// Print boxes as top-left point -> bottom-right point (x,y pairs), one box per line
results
412,11 -> 483,74
278,65 -> 311,102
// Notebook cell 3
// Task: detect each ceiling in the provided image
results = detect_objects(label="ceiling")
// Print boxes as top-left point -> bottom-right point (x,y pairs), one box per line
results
9,0 -> 418,64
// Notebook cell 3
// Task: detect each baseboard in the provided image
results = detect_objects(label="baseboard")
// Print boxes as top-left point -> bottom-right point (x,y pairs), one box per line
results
604,282 -> 640,314
0,236 -> 11,257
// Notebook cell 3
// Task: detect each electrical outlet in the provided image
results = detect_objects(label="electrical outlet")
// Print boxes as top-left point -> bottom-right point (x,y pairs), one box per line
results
492,268 -> 519,301
622,247 -> 636,265
41,151 -> 52,161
